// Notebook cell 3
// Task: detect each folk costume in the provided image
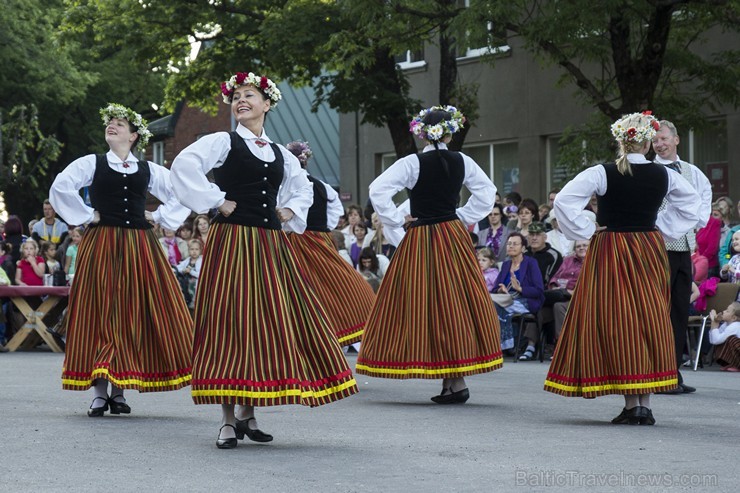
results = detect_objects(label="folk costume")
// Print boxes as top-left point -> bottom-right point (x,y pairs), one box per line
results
544,111 -> 702,425
50,104 -> 193,412
356,106 -> 502,403
284,141 -> 375,347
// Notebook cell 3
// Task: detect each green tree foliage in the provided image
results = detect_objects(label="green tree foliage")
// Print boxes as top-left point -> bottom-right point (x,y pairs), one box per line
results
461,0 -> 739,172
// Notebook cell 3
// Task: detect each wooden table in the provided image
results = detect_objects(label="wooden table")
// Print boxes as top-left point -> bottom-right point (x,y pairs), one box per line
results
0,285 -> 69,352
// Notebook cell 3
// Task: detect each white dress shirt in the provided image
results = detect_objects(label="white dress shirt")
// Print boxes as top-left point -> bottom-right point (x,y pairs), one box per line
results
553,154 -> 702,241
654,154 -> 712,229
708,321 -> 740,345
49,150 -> 190,231
369,143 -> 496,241
170,124 -> 312,233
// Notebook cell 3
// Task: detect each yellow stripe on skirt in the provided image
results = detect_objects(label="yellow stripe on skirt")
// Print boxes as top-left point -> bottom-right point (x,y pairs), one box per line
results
61,226 -> 193,392
191,223 -> 358,406
286,230 -> 375,346
356,219 -> 503,379
544,230 -> 678,397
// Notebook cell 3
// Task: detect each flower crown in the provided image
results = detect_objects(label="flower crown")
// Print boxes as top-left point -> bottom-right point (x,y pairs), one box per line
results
409,105 -> 466,141
221,72 -> 282,106
100,103 -> 152,151
286,140 -> 313,164
610,110 -> 660,144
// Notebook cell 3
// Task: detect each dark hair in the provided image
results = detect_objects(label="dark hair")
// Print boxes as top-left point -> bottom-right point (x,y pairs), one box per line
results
3,215 -> 23,236
491,203 -> 505,217
353,222 -> 368,235
358,247 -> 379,273
518,198 -> 540,221
422,109 -> 454,174
507,232 -> 528,249
346,204 -> 363,220
40,241 -> 56,258
505,192 -> 522,206
548,188 -> 561,196
0,241 -> 11,255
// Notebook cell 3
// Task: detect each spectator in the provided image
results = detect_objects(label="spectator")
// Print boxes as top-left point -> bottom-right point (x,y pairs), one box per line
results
64,227 -> 83,276
719,230 -> 740,283
176,222 -> 194,243
545,213 -> 575,257
349,222 -> 368,267
0,265 -> 9,351
708,302 -> 740,372
31,199 -> 69,248
330,229 -> 353,266
504,204 -> 518,223
539,203 -> 552,225
694,212 -> 722,280
40,241 -> 61,275
357,247 -> 385,292
366,213 -> 396,260
547,188 -> 560,209
0,242 -> 14,281
15,238 -> 44,286
477,247 -> 499,293
525,221 -> 563,286
159,227 -> 188,268
492,232 -> 544,354
341,203 -> 365,250
477,204 -> 510,262
2,215 -> 26,268
544,239 -> 591,345
193,213 -> 210,247
503,192 -> 522,209
510,198 -> 539,241
176,239 -> 203,309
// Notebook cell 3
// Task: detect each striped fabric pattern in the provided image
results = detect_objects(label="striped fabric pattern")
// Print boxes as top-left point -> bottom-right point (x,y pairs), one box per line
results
544,230 -> 678,397
356,220 -> 503,379
191,223 -> 358,406
61,226 -> 193,392
715,336 -> 740,369
286,230 -> 375,346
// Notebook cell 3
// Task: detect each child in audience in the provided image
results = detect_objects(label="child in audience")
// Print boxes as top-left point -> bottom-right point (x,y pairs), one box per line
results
477,247 -> 499,293
350,223 -> 368,267
176,239 -> 203,309
64,227 -> 83,276
709,302 -> 740,372
719,230 -> 740,283
15,239 -> 44,286
40,241 -> 61,274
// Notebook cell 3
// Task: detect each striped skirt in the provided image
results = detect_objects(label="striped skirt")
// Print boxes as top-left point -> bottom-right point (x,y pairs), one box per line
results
62,226 -> 193,392
191,223 -> 358,406
544,231 -> 678,398
286,230 -> 375,346
715,336 -> 740,369
356,219 -> 502,379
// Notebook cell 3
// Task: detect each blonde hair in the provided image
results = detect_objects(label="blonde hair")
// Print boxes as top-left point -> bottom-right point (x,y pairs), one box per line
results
477,247 -> 495,262
729,302 -> 740,319
22,238 -> 39,254
612,112 -> 659,176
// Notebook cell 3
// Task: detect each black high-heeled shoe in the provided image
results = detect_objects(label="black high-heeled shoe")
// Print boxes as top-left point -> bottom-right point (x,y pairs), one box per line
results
431,388 -> 470,404
216,424 -> 238,449
235,417 -> 273,443
87,396 -> 109,417
610,406 -> 642,425
108,395 -> 131,415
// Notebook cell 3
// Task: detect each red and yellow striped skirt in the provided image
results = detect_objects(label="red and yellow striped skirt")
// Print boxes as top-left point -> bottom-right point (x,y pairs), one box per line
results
62,226 -> 193,392
544,230 -> 678,397
190,223 -> 358,406
715,336 -> 740,369
356,219 -> 503,379
286,230 -> 375,346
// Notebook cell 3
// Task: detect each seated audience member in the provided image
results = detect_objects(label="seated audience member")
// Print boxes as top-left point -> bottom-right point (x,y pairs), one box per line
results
40,241 -> 61,274
159,228 -> 188,268
342,204 -> 365,250
331,230 -> 353,266
509,198 -> 539,242
477,247 -> 499,293
176,239 -> 203,309
504,204 -> 518,224
525,222 -> 563,286
491,233 -> 544,354
192,213 -> 210,247
15,238 -> 44,286
176,222 -> 194,243
539,204 -> 552,228
545,214 -> 574,257
503,192 -> 521,210
477,204 -> 510,262
349,223 -> 368,267
357,247 -> 387,292
365,213 -> 396,260
719,230 -> 740,283
708,302 -> 740,372
695,212 -> 722,280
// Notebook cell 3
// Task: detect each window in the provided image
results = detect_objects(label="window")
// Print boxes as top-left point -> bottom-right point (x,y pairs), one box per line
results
395,49 -> 426,70
376,153 -> 408,204
546,136 -> 571,191
460,142 -> 518,202
457,0 -> 510,59
691,119 -> 727,169
152,141 -> 165,165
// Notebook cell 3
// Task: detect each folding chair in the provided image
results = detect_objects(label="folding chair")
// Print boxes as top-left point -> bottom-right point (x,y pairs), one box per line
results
512,311 -> 546,362
688,283 -> 740,371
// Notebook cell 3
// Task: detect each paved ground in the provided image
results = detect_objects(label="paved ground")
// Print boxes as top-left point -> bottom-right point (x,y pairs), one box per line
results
1,350 -> 738,493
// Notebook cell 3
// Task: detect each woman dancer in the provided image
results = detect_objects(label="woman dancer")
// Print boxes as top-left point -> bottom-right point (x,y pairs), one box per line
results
170,72 -> 357,448
50,103 -> 193,416
356,105 -> 502,403
284,140 -> 375,347
544,111 -> 701,425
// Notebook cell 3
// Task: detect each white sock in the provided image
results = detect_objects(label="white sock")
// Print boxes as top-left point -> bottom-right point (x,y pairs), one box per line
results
91,379 -> 108,408
110,383 -> 126,403
524,345 -> 535,354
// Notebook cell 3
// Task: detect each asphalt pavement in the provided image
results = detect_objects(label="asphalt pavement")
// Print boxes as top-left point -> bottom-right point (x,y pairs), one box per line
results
1,350 -> 738,492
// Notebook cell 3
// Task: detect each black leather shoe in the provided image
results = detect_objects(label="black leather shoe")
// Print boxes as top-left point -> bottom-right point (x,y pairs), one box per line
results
679,384 -> 696,393
235,417 -> 273,443
217,424 -> 238,449
431,388 -> 470,404
611,406 -> 642,425
87,396 -> 109,417
656,386 -> 683,395
108,395 -> 131,415
639,407 -> 656,425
